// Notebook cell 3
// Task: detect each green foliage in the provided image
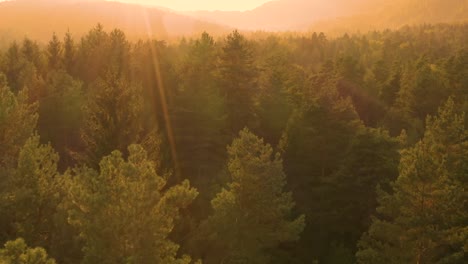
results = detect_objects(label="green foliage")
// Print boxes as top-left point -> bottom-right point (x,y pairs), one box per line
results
67,145 -> 199,264
280,73 -> 403,262
0,238 -> 56,264
0,23 -> 466,264
172,32 -> 227,182
317,127 -> 400,259
38,71 -> 84,168
219,30 -> 258,134
63,31 -> 76,74
0,85 -> 37,170
357,98 -> 468,264
256,48 -> 300,145
201,128 -> 305,264
47,33 -> 62,70
0,136 -> 74,261
80,72 -> 159,167
0,39 -> 47,99
397,58 -> 450,120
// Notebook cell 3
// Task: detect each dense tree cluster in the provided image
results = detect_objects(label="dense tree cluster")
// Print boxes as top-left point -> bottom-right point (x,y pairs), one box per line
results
0,23 -> 466,263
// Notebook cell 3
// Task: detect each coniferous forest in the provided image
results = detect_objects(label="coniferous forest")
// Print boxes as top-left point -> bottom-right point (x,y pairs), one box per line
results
0,22 -> 467,264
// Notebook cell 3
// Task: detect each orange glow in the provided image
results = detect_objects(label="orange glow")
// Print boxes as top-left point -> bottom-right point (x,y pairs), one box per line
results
110,0 -> 270,11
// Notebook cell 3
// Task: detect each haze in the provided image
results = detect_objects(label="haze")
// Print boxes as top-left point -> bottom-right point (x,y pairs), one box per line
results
110,0 -> 271,11
0,0 -> 466,41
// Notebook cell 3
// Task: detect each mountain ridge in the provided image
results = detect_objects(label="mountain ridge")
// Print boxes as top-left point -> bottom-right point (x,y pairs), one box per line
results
310,0 -> 468,34
0,0 -> 467,45
0,0 -> 229,44
188,0 -> 386,31
188,0 -> 468,32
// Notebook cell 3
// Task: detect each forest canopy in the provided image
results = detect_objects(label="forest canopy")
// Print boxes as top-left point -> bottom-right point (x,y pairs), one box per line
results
0,20 -> 467,264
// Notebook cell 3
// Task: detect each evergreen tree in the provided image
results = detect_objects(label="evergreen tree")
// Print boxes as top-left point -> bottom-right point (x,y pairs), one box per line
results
172,32 -> 227,187
170,33 -> 228,230
280,77 -> 362,262
76,24 -> 109,83
80,72 -> 159,167
0,84 -> 37,170
38,71 -> 84,168
0,238 -> 55,264
380,60 -> 401,108
318,127 -> 400,262
21,38 -> 46,75
0,84 -> 38,244
0,136 -> 65,254
67,145 -> 199,264
219,30 -> 258,134
201,128 -> 305,264
256,50 -> 301,145
2,42 -> 25,92
1,41 -> 44,94
63,30 -> 76,75
107,29 -> 131,79
47,33 -> 62,70
357,98 -> 468,264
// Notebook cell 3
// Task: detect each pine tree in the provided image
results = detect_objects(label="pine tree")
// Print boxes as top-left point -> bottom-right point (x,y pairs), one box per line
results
0,84 -> 37,170
278,63 -> 395,261
0,136 -> 64,252
201,128 -> 305,264
169,33 -> 229,236
256,50 -> 299,145
2,41 -> 44,94
0,238 -> 56,264
319,127 -> 400,262
172,32 -> 227,187
108,29 -> 131,79
219,30 -> 258,134
357,98 -> 468,264
38,71 -> 84,168
380,60 -> 401,108
80,72 -> 159,167
0,84 -> 38,245
2,42 -> 25,92
21,38 -> 46,75
63,30 -> 76,74
67,145 -> 199,263
47,33 -> 62,70
76,24 -> 110,83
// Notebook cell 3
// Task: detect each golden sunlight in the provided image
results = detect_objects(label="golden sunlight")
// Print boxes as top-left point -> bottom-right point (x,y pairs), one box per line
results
111,0 -> 271,11
0,0 -> 466,263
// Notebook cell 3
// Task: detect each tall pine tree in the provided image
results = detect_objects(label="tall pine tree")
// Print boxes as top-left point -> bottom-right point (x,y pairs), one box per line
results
200,128 -> 305,264
357,98 -> 468,264
67,145 -> 199,264
219,30 -> 258,134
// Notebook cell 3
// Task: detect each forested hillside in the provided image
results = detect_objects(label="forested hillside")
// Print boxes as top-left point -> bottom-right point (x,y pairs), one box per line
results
0,0 -> 227,46
312,0 -> 468,34
189,0 -> 383,31
189,0 -> 468,32
0,22 -> 467,263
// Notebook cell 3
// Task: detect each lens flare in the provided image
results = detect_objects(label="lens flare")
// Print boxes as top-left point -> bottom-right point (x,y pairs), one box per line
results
142,8 -> 181,181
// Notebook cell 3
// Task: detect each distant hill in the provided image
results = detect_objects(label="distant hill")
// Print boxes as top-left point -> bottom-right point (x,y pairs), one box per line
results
188,0 -> 385,31
189,0 -> 468,32
0,0 -> 466,46
0,0 -> 228,44
311,0 -> 468,34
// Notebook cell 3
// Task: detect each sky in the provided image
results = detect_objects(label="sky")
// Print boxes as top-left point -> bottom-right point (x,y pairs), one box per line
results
113,0 -> 272,11
0,0 -> 273,11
